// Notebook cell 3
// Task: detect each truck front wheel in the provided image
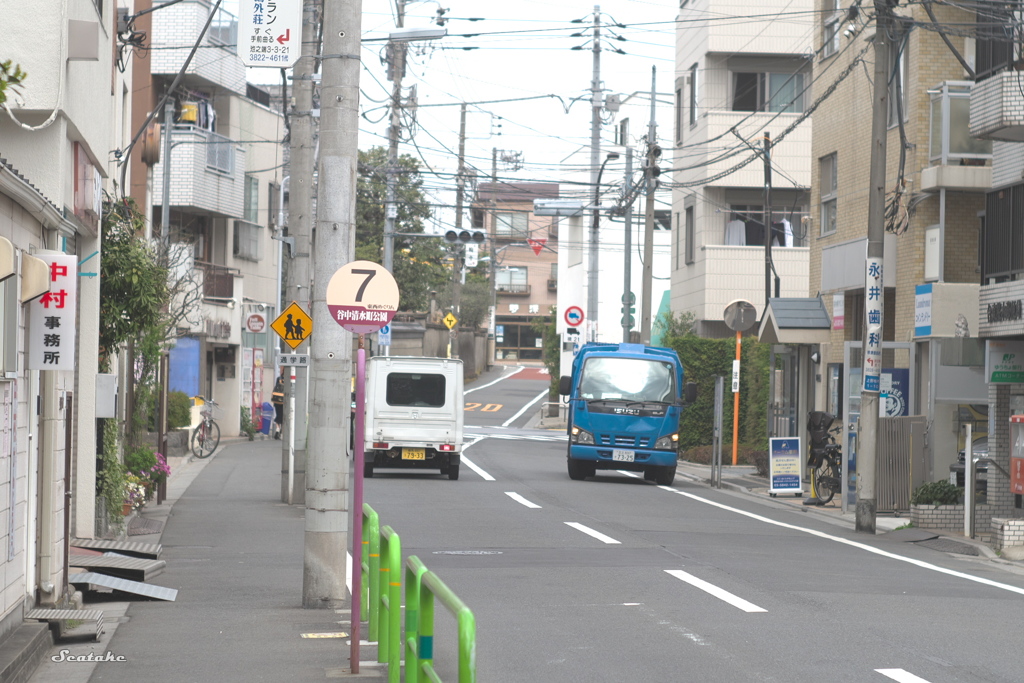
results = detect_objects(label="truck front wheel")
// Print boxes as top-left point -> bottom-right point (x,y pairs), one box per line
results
567,457 -> 591,481
654,464 -> 677,486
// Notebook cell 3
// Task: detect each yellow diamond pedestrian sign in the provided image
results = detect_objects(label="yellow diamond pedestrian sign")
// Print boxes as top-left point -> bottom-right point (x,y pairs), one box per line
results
272,301 -> 313,350
443,312 -> 458,329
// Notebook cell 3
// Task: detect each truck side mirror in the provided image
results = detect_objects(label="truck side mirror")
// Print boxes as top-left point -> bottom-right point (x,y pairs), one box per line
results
684,382 -> 697,405
558,375 -> 572,396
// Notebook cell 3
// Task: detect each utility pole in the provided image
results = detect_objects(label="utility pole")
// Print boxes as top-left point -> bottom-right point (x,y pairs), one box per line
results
586,4 -> 602,342
382,0 -> 406,278
621,147 -> 633,343
450,103 -> 467,359
282,0 -> 320,506
302,0 -> 361,609
763,131 -> 778,302
640,66 -> 657,345
857,0 -> 894,534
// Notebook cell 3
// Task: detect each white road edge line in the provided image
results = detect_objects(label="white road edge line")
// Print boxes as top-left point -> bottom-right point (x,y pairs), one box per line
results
465,366 -> 525,395
664,569 -> 767,613
505,492 -> 541,509
875,669 -> 932,683
565,522 -> 621,544
502,389 -> 549,427
460,453 -> 495,481
656,485 -> 1024,597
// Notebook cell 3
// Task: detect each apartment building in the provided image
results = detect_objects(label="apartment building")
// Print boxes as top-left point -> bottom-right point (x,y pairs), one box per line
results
471,183 -> 559,361
149,0 -> 286,436
969,2 -> 1024,526
809,1 -> 988,504
671,0 -> 814,339
0,0 -> 132,655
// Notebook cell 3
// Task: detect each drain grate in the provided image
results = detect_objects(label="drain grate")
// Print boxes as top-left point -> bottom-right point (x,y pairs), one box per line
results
128,516 -> 165,536
915,538 -> 980,556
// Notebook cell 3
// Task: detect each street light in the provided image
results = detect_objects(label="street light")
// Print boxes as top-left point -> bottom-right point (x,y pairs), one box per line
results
587,152 -> 620,341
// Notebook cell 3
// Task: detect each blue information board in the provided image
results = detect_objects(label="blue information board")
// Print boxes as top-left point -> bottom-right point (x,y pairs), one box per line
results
769,437 -> 803,495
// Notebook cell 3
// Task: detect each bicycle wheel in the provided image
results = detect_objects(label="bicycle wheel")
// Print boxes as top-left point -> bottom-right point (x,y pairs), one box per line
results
812,459 -> 838,505
192,421 -> 221,458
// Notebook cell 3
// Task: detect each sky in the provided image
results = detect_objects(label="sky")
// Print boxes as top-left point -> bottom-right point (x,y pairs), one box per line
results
231,0 -> 678,231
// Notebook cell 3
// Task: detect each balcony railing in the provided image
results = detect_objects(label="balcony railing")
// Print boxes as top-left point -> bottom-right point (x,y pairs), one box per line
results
496,283 -> 531,296
547,278 -> 557,291
930,81 -> 992,164
197,261 -> 238,299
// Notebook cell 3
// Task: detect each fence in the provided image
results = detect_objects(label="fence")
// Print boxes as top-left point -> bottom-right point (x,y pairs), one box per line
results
361,504 -> 476,682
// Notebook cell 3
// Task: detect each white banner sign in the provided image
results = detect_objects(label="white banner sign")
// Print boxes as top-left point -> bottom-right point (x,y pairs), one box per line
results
862,257 -> 883,393
28,254 -> 77,371
239,0 -> 302,68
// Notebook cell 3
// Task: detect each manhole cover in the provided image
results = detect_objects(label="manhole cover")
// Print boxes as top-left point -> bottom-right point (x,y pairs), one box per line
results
432,551 -> 503,555
915,538 -> 980,556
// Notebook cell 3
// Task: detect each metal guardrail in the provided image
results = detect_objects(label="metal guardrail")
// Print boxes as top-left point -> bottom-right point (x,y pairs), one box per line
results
361,505 -> 380,640
405,555 -> 477,683
378,526 -> 402,682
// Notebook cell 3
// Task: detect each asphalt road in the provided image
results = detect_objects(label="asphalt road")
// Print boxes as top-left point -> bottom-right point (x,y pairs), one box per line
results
366,366 -> 1024,683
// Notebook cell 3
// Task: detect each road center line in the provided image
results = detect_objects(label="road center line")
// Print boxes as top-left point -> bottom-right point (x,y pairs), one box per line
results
875,669 -> 932,683
465,366 -> 524,395
664,569 -> 767,613
657,486 -> 1024,597
459,453 -> 494,481
502,389 -> 549,427
505,492 -> 541,508
565,522 -> 621,544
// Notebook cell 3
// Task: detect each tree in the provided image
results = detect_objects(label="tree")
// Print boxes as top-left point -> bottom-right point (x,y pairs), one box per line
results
654,310 -> 697,341
0,60 -> 26,105
356,147 -> 448,311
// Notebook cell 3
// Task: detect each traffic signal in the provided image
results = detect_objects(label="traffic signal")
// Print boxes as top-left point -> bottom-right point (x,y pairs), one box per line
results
645,144 -> 662,186
444,229 -> 485,245
621,292 -> 636,328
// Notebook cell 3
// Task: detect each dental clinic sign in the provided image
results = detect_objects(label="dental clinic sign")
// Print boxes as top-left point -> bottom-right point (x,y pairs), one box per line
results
28,254 -> 77,371
985,340 -> 1024,384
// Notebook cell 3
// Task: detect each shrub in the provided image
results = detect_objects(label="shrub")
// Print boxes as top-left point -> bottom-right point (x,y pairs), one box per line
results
240,406 -> 256,441
168,391 -> 191,430
911,481 -> 962,506
125,444 -> 157,474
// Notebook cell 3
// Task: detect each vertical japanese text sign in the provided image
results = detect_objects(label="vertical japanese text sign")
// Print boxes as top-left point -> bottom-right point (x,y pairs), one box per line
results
239,0 -> 302,68
29,254 -> 77,371
862,257 -> 883,392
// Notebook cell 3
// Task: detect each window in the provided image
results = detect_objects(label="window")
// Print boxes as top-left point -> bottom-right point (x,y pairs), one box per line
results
732,73 -> 804,113
689,63 -> 699,126
822,0 -> 841,58
684,207 -> 695,265
675,76 -> 685,143
820,154 -> 837,236
494,211 -> 528,238
975,4 -> 1015,81
496,266 -> 528,293
234,220 -> 263,262
386,373 -> 446,407
616,117 -> 629,146
888,38 -> 907,128
244,175 -> 259,223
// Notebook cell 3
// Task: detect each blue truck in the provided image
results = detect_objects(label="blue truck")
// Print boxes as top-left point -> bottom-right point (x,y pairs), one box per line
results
558,343 -> 696,485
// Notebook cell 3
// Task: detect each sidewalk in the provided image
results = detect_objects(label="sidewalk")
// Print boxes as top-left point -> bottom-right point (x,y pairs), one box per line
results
31,437 -> 384,682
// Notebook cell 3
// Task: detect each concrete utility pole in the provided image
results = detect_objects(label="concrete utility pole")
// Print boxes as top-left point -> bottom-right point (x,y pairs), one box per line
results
450,103 -> 467,359
586,4 -> 602,341
857,0 -> 895,534
382,0 -> 406,276
302,0 -> 361,609
621,147 -> 633,343
763,131 -> 778,302
640,66 -> 657,345
282,0 -> 320,506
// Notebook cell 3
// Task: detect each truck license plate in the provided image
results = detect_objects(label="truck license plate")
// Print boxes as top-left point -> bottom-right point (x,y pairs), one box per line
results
402,448 -> 426,460
612,449 -> 635,462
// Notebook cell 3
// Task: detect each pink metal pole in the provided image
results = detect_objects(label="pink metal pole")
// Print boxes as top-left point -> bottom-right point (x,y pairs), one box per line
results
351,341 -> 366,672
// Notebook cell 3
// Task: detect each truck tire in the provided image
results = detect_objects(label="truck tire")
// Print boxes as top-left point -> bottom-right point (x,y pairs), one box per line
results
447,454 -> 460,480
654,464 -> 677,486
567,457 -> 589,481
643,469 -> 657,481
364,459 -> 374,478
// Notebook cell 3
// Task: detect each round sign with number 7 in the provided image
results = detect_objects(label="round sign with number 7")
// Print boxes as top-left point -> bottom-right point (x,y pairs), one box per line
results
326,260 -> 400,334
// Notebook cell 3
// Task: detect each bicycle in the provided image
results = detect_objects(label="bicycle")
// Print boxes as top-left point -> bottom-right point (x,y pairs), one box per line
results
807,410 -> 842,505
191,398 -> 221,458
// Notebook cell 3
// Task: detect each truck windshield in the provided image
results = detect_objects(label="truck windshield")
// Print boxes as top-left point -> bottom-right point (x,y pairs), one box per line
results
386,373 -> 446,407
578,357 -> 675,402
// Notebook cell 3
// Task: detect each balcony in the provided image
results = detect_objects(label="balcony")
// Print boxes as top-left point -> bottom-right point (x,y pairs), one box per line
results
923,82 -> 992,192
547,278 -> 557,292
151,0 -> 245,95
496,283 -> 531,296
153,126 -> 245,217
970,71 -> 1024,142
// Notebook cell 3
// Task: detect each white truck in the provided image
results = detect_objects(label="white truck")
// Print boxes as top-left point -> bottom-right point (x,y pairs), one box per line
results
363,356 -> 464,480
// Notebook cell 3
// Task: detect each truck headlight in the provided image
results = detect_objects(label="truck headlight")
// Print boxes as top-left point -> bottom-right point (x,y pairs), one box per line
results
655,433 -> 679,450
571,426 -> 594,445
